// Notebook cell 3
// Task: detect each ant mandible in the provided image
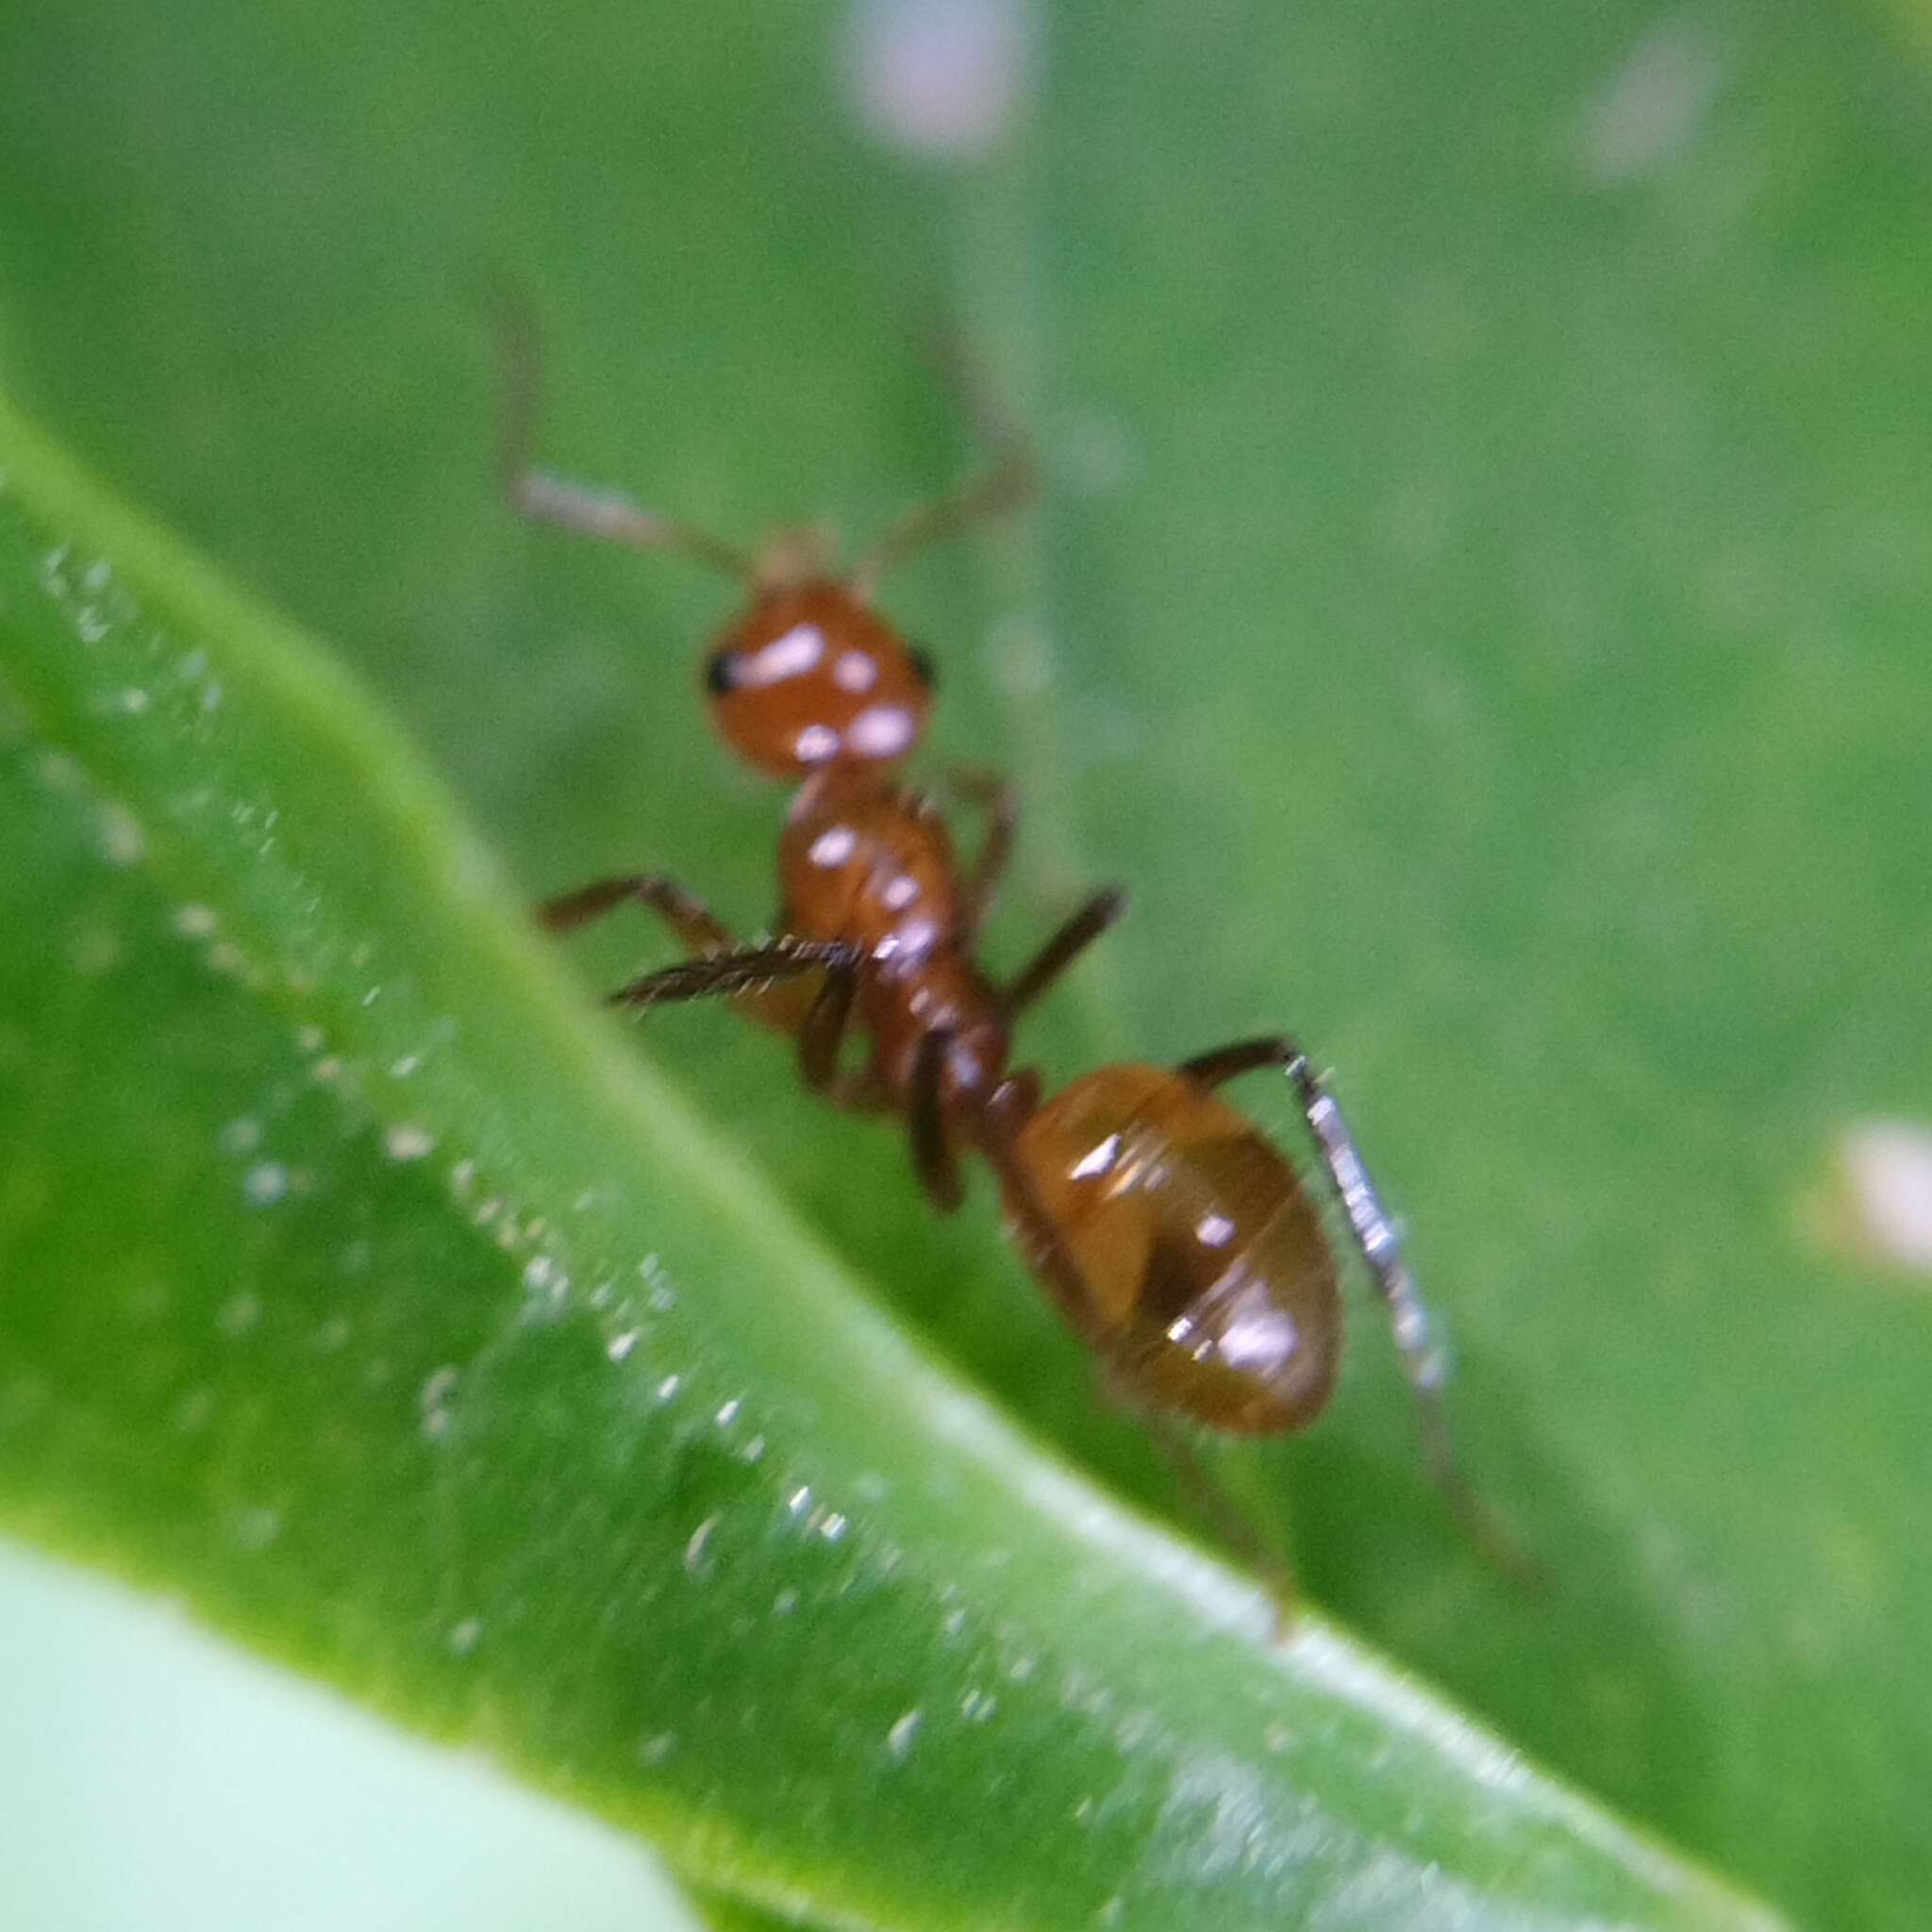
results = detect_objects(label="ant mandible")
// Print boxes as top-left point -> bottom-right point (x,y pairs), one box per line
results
501,313 -> 1521,1607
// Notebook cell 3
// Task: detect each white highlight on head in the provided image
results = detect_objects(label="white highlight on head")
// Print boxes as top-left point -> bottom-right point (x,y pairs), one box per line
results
1195,1212 -> 1236,1248
880,872 -> 921,911
833,649 -> 878,693
794,723 -> 841,764
847,0 -> 1035,161
739,623 -> 825,687
846,704 -> 917,759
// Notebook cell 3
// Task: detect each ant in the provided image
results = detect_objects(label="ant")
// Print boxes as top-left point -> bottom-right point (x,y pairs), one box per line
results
500,313 -> 1524,1610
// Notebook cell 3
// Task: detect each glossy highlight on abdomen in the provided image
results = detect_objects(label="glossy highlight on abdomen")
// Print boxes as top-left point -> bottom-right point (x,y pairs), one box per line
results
1011,1064 -> 1341,1434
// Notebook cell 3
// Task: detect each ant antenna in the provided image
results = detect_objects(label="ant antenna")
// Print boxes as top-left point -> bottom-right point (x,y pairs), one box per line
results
491,288 -> 755,584
850,325 -> 1038,596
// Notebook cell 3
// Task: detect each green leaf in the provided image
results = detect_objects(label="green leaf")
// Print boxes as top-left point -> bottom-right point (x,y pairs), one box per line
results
2,1 -> 1929,1926
0,390 -> 1771,1927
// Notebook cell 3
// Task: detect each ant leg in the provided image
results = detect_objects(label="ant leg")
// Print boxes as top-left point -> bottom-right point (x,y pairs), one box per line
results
493,292 -> 752,581
1002,889 -> 1126,1018
545,876 -> 839,1044
798,962 -> 859,1094
1173,1037 -> 1310,1091
908,1030 -> 965,1213
944,766 -> 1017,941
1180,1039 -> 1443,1380
607,941 -> 858,1010
850,333 -> 1038,594
1134,1408 -> 1300,1638
538,874 -> 735,954
1177,1036 -> 1538,1583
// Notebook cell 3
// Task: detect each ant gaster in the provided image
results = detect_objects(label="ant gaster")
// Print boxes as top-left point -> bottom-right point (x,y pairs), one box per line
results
502,313 -> 1522,1605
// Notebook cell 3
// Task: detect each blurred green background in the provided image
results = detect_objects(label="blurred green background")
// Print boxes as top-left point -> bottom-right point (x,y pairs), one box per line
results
2,1 -> 1929,1926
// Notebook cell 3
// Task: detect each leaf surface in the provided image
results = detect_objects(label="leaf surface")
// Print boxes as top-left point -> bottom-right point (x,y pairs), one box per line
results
1,2 -> 1929,1925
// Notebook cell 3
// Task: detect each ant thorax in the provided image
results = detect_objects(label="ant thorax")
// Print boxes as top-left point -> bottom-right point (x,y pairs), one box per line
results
778,769 -> 966,970
777,770 -> 1010,1108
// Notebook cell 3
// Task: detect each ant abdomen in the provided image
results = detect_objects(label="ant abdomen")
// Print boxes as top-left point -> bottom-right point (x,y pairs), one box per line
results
704,581 -> 935,778
1006,1064 -> 1342,1434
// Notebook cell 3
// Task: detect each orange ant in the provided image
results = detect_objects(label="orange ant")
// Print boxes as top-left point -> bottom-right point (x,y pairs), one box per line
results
501,317 -> 1523,1607
545,817 -> 1510,1604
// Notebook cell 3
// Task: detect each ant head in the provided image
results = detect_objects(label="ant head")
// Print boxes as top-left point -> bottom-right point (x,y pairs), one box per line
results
701,575 -> 936,780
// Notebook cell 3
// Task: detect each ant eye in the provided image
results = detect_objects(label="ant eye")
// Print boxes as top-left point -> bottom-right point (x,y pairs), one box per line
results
704,651 -> 738,696
908,643 -> 939,691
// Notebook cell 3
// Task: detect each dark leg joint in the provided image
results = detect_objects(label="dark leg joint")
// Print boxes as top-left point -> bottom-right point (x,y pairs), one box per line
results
945,765 -> 1019,939
1176,1035 -> 1318,1096
909,1029 -> 965,1213
541,874 -> 672,934
798,963 -> 858,1093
